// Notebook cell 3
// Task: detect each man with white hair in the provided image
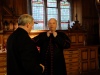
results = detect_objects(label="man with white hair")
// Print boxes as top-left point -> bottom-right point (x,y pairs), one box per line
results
7,14 -> 44,75
33,18 -> 71,75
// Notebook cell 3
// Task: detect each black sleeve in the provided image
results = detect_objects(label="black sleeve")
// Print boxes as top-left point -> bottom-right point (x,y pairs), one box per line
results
18,37 -> 43,75
54,32 -> 71,49
32,32 -> 49,46
32,34 -> 42,46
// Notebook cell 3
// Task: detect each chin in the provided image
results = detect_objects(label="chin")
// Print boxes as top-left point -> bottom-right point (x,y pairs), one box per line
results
50,30 -> 56,32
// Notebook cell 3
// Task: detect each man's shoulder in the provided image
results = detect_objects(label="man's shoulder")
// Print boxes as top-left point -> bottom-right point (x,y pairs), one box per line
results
57,31 -> 65,35
39,32 -> 47,35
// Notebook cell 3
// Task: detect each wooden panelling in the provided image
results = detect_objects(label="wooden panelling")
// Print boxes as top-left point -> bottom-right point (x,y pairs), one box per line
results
0,53 -> 6,75
64,46 -> 99,74
0,35 -> 3,45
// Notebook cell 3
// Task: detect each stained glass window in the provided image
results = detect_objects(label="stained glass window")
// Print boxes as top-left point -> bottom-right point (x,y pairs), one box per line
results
31,0 -> 71,30
31,0 -> 44,30
47,0 -> 57,21
60,0 -> 71,30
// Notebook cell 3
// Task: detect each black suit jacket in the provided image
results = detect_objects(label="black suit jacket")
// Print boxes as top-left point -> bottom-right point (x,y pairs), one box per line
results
7,28 -> 42,75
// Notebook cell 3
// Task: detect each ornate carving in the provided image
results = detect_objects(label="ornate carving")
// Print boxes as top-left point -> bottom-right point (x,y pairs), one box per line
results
71,20 -> 81,31
70,13 -> 82,31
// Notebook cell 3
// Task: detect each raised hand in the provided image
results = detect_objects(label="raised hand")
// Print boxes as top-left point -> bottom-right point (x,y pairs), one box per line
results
47,31 -> 52,37
52,31 -> 57,37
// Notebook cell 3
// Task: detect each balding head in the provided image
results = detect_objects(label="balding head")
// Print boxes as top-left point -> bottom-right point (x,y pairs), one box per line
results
48,18 -> 57,32
48,18 -> 57,24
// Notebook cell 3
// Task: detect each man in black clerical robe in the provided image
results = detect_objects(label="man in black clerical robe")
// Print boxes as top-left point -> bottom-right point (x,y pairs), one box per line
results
32,18 -> 71,75
7,14 -> 44,75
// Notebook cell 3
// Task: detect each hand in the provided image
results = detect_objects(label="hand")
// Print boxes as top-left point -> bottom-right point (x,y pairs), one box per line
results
52,31 -> 57,37
40,64 -> 45,73
47,31 -> 51,37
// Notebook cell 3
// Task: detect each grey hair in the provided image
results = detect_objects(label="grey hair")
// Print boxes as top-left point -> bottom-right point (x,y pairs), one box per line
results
18,14 -> 34,26
48,18 -> 57,24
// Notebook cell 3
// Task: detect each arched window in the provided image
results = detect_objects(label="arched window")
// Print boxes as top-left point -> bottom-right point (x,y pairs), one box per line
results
31,0 -> 71,30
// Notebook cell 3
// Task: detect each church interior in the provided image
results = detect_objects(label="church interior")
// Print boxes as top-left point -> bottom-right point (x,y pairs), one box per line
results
0,0 -> 100,75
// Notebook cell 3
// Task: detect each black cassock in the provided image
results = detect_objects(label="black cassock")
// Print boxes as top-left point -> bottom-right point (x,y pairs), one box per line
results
7,28 -> 43,75
33,31 -> 71,75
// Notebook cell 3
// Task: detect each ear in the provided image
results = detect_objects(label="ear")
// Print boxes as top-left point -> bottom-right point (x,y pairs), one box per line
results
26,23 -> 30,28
